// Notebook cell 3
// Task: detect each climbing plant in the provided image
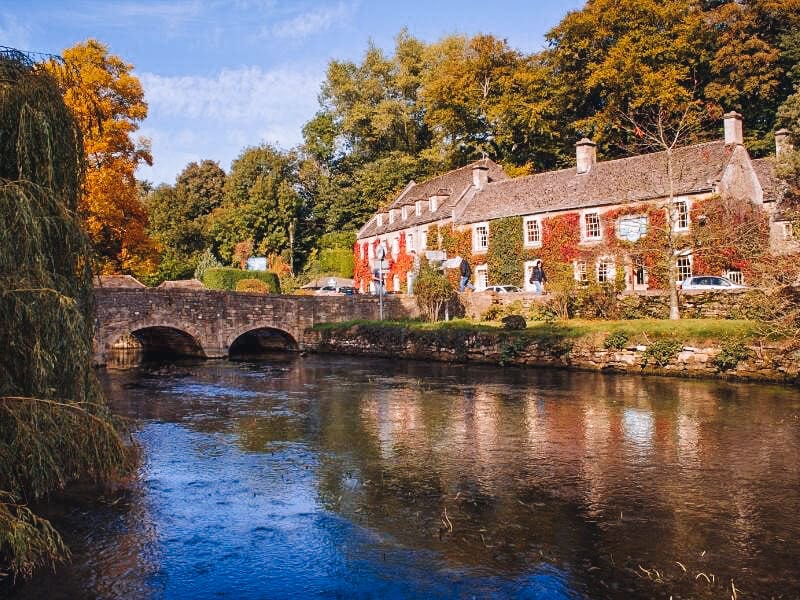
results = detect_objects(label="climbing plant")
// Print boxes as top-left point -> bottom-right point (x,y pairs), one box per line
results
487,216 -> 524,286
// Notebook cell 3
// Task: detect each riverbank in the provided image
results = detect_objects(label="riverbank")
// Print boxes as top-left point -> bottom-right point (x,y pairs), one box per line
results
308,319 -> 800,385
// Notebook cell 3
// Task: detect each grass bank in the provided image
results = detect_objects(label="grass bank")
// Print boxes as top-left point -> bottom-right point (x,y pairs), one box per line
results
313,318 -> 763,345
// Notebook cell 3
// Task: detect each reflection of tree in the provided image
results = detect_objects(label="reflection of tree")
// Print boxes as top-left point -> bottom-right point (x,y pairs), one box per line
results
98,358 -> 800,598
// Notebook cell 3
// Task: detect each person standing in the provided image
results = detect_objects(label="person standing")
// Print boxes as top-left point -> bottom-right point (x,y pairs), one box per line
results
529,260 -> 547,295
459,257 -> 474,292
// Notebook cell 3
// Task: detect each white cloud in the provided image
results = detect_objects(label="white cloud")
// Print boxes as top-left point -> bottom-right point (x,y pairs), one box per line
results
271,1 -> 356,40
137,65 -> 324,183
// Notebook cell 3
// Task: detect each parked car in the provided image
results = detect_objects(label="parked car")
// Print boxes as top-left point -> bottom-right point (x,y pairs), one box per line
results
484,285 -> 523,293
680,276 -> 745,291
316,285 -> 358,296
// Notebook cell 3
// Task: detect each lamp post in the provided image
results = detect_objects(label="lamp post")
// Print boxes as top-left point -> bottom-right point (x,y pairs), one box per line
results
376,243 -> 386,320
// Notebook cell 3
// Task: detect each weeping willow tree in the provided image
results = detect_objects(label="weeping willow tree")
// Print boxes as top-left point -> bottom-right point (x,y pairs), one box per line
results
0,48 -> 133,581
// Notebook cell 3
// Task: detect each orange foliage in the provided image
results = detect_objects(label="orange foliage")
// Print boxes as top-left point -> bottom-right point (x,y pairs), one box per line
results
52,39 -> 157,277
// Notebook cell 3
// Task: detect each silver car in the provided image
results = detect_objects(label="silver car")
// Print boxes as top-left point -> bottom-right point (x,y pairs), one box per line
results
680,276 -> 745,290
484,285 -> 522,293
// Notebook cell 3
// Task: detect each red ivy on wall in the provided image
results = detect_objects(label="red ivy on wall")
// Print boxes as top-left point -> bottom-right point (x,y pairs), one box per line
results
352,241 -> 371,291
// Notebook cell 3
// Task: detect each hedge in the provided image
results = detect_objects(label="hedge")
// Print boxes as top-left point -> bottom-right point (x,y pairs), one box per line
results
202,267 -> 281,293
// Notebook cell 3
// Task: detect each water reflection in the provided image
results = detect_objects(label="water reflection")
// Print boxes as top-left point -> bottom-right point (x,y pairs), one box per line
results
7,355 -> 800,599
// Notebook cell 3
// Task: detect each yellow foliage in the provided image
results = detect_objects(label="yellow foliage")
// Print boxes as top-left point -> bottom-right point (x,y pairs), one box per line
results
49,39 -> 158,277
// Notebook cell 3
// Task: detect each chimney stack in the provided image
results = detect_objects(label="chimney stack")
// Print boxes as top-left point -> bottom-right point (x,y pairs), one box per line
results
723,111 -> 743,145
576,138 -> 597,174
775,129 -> 793,159
472,164 -> 489,190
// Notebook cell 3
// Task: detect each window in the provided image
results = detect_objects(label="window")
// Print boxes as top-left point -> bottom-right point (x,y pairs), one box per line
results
633,257 -> 647,286
574,260 -> 588,283
524,217 -> 541,246
377,214 -> 383,227
475,265 -> 488,291
725,269 -> 744,285
474,223 -> 489,252
401,206 -> 408,220
618,215 -> 648,242
430,197 -> 438,212
674,200 -> 689,231
783,221 -> 795,241
407,233 -> 414,252
597,260 -> 612,283
584,212 -> 601,239
388,209 -> 395,224
677,256 -> 692,281
421,228 -> 428,250
416,201 -> 423,216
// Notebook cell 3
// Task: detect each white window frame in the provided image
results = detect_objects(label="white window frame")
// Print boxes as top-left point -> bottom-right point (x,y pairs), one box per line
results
583,211 -> 602,241
401,205 -> 408,220
388,209 -> 396,224
421,228 -> 428,250
376,214 -> 383,227
407,233 -> 414,253
574,260 -> 588,283
523,216 -> 542,247
415,200 -> 423,216
474,264 -> 489,291
430,197 -> 438,212
673,199 -> 690,232
677,254 -> 692,282
782,221 -> 794,241
596,258 -> 615,284
473,222 -> 489,253
724,269 -> 744,285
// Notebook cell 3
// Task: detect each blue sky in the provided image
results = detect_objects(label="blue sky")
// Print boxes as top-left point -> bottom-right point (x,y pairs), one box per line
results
2,1 -> 584,184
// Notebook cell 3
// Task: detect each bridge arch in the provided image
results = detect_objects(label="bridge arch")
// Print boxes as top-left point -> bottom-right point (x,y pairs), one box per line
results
227,326 -> 299,358
107,321 -> 207,361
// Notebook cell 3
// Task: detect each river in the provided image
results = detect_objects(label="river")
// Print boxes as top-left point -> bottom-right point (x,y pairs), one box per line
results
7,354 -> 800,599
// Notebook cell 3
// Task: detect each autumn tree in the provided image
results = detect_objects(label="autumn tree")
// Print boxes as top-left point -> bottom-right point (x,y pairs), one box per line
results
50,39 -> 157,277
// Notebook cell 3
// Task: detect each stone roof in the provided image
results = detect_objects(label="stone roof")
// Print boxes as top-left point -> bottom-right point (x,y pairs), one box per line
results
358,159 -> 508,239
157,278 -> 205,289
459,141 -> 736,224
751,157 -> 784,204
93,274 -> 146,288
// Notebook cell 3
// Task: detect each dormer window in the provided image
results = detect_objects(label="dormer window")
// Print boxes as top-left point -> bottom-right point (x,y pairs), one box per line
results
401,205 -> 408,220
430,197 -> 438,212
415,200 -> 423,216
376,214 -> 383,227
388,209 -> 396,224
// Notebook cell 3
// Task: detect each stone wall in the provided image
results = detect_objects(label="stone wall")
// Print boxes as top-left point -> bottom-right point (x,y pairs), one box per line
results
460,289 -> 759,320
309,324 -> 800,385
93,288 -> 418,364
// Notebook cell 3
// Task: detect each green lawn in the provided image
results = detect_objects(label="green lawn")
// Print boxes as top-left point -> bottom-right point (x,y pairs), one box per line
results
314,317 -> 763,344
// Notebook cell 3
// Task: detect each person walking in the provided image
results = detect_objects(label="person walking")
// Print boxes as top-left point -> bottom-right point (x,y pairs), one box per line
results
459,257 -> 474,292
529,260 -> 547,295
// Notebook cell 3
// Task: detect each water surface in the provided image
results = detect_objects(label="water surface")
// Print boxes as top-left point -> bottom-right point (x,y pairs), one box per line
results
8,355 -> 800,599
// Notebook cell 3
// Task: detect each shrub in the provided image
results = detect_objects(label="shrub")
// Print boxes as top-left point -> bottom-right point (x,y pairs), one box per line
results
528,301 -> 559,323
603,330 -> 630,350
642,339 -> 683,367
713,339 -> 751,371
415,261 -> 455,321
194,248 -> 222,281
235,278 -> 271,293
481,304 -> 504,321
202,267 -> 281,293
501,314 -> 527,330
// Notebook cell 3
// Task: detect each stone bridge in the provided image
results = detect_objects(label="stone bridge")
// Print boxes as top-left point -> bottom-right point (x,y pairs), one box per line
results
93,287 -> 416,365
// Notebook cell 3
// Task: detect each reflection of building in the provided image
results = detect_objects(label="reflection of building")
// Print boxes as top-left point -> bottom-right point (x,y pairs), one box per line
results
356,113 -> 796,292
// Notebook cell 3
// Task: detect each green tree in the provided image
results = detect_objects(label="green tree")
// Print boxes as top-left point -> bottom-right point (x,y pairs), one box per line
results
211,145 -> 306,269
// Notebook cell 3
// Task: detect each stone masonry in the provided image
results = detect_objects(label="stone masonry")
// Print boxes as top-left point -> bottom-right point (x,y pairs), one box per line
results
93,287 -> 417,365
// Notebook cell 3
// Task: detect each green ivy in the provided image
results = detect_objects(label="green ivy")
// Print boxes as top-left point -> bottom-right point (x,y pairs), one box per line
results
487,216 -> 524,286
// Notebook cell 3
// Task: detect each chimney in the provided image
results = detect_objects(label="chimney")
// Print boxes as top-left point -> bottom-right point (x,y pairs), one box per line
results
575,138 -> 596,174
472,164 -> 489,190
775,129 -> 793,159
723,111 -> 743,145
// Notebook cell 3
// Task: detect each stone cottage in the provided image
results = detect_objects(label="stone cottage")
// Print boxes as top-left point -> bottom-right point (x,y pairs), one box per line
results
355,112 -> 796,293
